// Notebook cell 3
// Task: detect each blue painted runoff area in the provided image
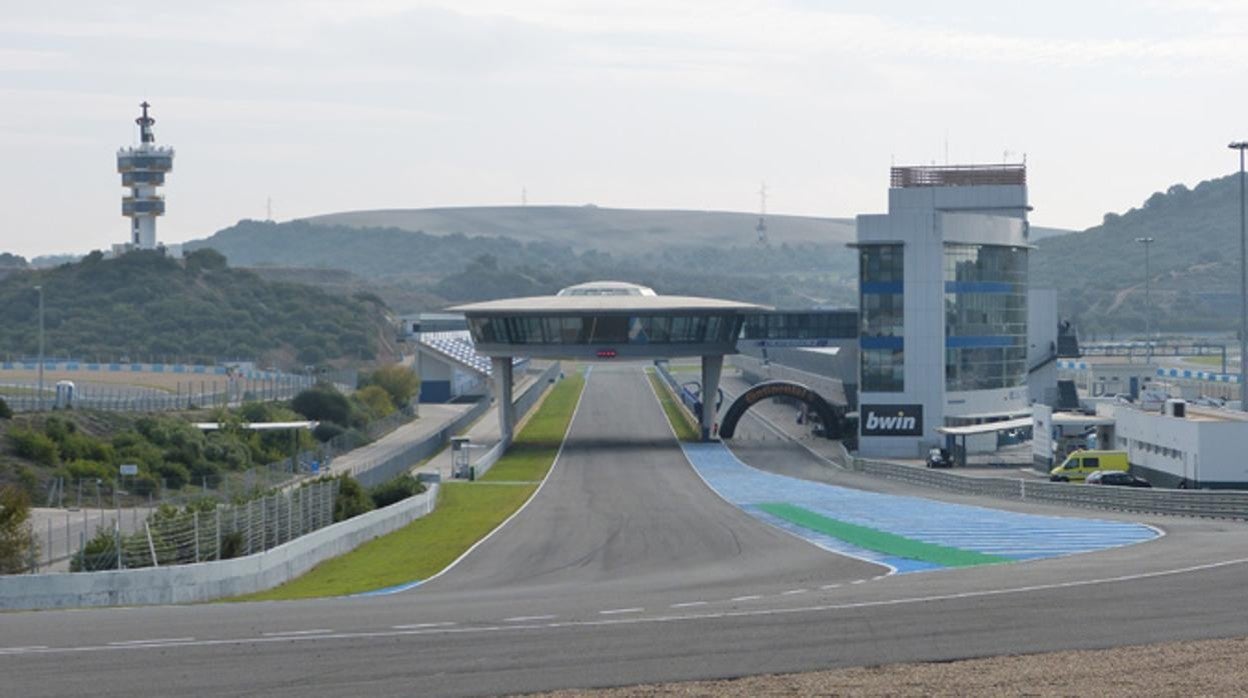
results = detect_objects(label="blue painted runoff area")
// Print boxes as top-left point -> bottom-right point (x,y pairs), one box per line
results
683,442 -> 1160,574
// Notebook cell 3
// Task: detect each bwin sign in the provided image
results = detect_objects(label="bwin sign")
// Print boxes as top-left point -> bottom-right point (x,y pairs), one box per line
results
861,404 -> 923,437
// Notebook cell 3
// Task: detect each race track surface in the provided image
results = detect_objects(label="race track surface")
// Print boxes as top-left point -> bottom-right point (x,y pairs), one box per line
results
3,364 -> 1248,697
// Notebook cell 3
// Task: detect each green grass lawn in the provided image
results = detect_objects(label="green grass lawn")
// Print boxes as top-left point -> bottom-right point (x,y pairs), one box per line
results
233,370 -> 586,601
236,483 -> 536,600
481,371 -> 585,482
647,371 -> 700,442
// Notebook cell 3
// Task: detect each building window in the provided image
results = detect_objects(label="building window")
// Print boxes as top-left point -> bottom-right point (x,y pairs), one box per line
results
861,347 -> 904,392
860,245 -> 904,392
944,243 -> 1028,391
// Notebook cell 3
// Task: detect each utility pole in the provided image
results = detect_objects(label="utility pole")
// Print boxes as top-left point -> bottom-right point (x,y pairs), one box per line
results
1231,141 -> 1248,411
1135,236 -> 1155,359
35,285 -> 44,410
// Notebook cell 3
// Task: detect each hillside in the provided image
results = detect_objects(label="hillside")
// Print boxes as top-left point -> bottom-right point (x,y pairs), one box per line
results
185,218 -> 860,310
1032,173 -> 1245,333
0,249 -> 397,367
303,205 -> 857,254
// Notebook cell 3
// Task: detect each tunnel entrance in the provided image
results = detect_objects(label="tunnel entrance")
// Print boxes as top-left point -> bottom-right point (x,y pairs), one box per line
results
718,380 -> 845,440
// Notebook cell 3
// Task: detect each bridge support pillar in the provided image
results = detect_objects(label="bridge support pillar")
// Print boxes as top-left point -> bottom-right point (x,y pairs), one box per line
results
492,356 -> 515,447
700,354 -> 723,441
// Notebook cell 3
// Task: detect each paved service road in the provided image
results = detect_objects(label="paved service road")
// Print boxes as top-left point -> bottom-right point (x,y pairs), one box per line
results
4,365 -> 1248,697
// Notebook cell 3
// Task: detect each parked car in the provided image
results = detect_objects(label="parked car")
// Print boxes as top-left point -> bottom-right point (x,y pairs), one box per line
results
926,447 -> 953,469
1086,470 -> 1152,488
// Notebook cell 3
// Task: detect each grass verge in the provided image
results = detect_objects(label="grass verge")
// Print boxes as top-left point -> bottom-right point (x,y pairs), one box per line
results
647,370 -> 700,442
236,483 -> 536,600
481,370 -> 585,482
233,370 -> 585,601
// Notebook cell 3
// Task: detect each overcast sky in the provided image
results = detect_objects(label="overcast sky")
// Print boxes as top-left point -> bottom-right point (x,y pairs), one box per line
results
3,0 -> 1248,257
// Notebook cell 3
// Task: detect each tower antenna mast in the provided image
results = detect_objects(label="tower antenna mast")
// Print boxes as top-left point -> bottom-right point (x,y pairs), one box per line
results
756,181 -> 769,245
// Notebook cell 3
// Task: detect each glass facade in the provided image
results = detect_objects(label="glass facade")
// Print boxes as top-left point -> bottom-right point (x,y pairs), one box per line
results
122,171 -> 165,186
117,154 -> 173,171
741,310 -> 858,340
944,244 -> 1028,391
467,314 -> 742,346
859,244 -> 904,392
121,198 -> 165,215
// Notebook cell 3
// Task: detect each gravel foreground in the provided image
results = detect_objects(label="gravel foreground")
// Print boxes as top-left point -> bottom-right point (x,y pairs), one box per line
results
523,636 -> 1248,696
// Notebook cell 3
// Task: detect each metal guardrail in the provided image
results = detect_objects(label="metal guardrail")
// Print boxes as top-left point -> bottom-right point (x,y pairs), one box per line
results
851,457 -> 1248,520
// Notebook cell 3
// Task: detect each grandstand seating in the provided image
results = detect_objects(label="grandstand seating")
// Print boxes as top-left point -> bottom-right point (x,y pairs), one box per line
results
417,331 -> 523,376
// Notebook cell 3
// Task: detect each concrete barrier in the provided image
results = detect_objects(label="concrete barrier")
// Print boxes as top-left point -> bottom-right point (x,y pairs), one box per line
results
472,362 -> 563,479
0,484 -> 438,611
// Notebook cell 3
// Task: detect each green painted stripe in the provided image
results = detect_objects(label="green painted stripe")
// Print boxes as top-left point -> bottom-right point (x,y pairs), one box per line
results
756,502 -> 1009,568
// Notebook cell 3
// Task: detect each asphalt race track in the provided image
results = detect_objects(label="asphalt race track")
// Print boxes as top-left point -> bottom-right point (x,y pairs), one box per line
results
4,364 -> 1248,697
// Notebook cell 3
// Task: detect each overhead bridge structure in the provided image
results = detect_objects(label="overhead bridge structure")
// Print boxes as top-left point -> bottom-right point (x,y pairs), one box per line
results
452,283 -> 764,442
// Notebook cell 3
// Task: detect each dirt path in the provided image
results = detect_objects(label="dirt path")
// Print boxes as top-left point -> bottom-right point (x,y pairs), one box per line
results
526,636 -> 1248,696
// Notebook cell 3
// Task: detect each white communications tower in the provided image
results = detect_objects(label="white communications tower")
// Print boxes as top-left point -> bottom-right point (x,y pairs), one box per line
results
117,102 -> 174,250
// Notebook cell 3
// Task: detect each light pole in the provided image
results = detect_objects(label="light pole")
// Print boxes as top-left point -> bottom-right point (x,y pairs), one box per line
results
1232,141 -> 1248,411
1135,236 -> 1155,357
34,285 -> 44,411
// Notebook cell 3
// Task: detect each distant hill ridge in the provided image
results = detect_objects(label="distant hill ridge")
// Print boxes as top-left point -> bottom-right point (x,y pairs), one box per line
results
1032,172 -> 1246,332
302,205 -> 857,254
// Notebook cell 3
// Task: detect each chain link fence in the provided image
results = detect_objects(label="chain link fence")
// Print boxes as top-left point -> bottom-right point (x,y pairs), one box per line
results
0,374 -> 319,413
62,479 -> 339,573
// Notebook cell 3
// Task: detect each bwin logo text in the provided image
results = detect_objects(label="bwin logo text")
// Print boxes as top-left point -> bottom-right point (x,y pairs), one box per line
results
865,411 -> 916,431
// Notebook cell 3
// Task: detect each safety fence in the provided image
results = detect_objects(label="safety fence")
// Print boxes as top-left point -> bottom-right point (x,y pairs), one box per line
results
24,479 -> 340,574
850,457 -> 1248,520
0,484 -> 439,610
35,407 -> 414,512
1,374 -> 320,413
653,361 -> 697,413
71,479 -> 339,572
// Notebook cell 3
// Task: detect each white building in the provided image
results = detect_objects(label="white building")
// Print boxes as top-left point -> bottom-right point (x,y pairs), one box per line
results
855,164 -> 1054,458
116,102 -> 174,252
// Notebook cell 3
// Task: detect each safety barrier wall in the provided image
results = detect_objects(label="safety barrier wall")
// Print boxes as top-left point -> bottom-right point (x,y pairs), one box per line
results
345,362 -> 562,486
851,457 -> 1248,520
344,401 -> 490,488
0,484 -> 438,611
472,362 -> 564,479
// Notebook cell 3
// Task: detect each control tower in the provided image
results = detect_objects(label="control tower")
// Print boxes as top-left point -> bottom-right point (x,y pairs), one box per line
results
117,102 -> 174,250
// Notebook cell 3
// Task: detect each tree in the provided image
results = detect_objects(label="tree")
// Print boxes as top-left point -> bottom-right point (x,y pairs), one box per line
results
0,397 -> 11,420
364,365 -> 420,408
355,385 -> 396,420
291,385 -> 353,426
330,474 -> 373,522
0,485 -> 37,573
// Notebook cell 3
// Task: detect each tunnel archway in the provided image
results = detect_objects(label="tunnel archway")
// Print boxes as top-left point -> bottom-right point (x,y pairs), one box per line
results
718,381 -> 844,440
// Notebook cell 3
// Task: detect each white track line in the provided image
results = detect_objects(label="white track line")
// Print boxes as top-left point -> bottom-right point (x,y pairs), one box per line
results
599,608 -> 643,615
782,589 -> 808,595
731,595 -> 762,602
107,637 -> 195,646
391,622 -> 456,630
416,367 -> 591,589
670,601 -> 708,608
10,556 -> 1248,658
